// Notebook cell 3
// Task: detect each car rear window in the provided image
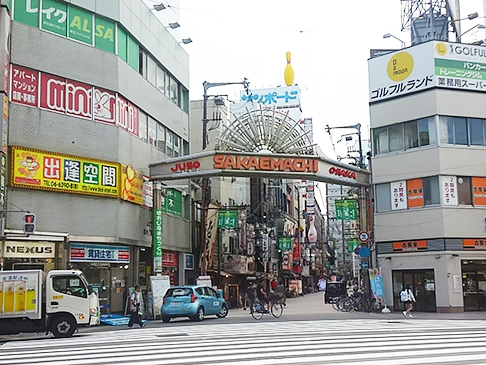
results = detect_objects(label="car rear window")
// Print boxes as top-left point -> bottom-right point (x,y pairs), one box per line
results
166,288 -> 192,297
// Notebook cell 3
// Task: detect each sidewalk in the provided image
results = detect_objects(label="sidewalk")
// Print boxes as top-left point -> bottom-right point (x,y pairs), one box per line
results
229,292 -> 486,320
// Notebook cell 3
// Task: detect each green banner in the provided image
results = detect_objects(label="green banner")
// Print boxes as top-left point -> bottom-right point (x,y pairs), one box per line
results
41,0 -> 67,36
95,15 -> 115,53
127,34 -> 139,70
13,0 -> 40,27
278,237 -> 292,251
335,199 -> 358,220
162,189 -> 182,217
217,210 -> 238,228
347,238 -> 360,253
153,208 -> 162,273
117,26 -> 127,61
68,5 -> 92,44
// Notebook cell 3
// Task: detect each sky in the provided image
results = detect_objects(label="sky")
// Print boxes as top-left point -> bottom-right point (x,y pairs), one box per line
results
145,0 -> 485,160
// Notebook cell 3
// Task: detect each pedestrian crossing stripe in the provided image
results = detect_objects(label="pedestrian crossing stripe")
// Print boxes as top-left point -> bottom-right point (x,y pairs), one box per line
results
2,319 -> 486,365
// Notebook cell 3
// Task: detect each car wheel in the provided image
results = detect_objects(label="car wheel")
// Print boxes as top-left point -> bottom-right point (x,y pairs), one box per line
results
162,316 -> 171,323
191,306 -> 204,321
217,304 -> 228,318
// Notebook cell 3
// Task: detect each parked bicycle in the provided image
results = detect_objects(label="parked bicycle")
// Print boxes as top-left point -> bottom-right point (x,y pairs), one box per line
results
250,293 -> 284,319
331,291 -> 383,313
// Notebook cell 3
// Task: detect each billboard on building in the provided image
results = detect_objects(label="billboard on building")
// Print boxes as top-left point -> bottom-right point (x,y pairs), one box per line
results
369,41 -> 486,103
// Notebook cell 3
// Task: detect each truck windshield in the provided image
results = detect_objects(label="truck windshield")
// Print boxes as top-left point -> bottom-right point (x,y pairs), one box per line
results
79,273 -> 94,295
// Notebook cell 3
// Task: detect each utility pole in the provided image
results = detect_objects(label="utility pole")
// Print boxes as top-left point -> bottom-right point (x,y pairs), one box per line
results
200,79 -> 249,276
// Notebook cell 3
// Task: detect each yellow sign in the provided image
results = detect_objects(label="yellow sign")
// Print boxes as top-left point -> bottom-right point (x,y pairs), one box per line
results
120,164 -> 144,205
10,146 -> 121,198
387,52 -> 414,82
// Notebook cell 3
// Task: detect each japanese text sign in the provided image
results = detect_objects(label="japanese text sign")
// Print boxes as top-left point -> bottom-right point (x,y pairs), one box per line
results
11,146 -> 120,198
278,237 -> 292,251
70,243 -> 130,263
217,210 -> 238,229
335,199 -> 358,220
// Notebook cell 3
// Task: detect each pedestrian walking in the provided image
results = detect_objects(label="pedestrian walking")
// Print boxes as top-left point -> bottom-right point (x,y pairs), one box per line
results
128,285 -> 146,328
400,284 -> 416,318
276,281 -> 286,307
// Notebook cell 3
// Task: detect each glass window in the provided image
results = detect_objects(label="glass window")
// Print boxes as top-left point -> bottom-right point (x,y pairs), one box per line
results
183,140 -> 189,156
180,87 -> 189,113
373,127 -> 388,155
147,56 -> 156,86
52,276 -> 87,298
164,73 -> 170,97
157,124 -> 166,153
138,49 -> 147,78
454,117 -> 468,145
139,111 -> 148,142
127,35 -> 139,71
469,118 -> 484,146
170,77 -> 179,104
439,116 -> 453,144
423,176 -> 440,206
404,121 -> 418,149
148,117 -> 157,147
389,124 -> 404,152
375,184 -> 391,212
156,65 -> 165,93
166,131 -> 174,157
457,176 -> 472,205
173,135 -> 181,157
418,117 -> 437,146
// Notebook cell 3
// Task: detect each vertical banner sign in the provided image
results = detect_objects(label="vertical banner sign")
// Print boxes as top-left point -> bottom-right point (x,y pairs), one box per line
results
239,209 -> 247,252
153,208 -> 162,273
369,268 -> 385,301
204,203 -> 219,271
335,199 -> 358,220
262,231 -> 269,261
0,153 -> 5,210
390,180 -> 407,210
347,238 -> 360,253
68,6 -> 93,45
440,176 -> 458,206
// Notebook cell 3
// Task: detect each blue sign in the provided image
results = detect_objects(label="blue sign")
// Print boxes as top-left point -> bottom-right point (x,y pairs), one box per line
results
360,261 -> 369,269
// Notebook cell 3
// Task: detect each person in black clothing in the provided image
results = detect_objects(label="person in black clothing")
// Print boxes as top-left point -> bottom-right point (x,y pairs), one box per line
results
128,285 -> 145,328
256,279 -> 269,312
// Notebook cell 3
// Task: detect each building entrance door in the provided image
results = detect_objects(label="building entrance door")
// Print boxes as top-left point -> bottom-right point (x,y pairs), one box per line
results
461,260 -> 486,311
392,269 -> 436,312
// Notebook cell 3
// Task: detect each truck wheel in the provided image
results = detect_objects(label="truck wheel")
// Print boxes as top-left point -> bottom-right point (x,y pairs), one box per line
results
51,315 -> 77,338
162,316 -> 171,323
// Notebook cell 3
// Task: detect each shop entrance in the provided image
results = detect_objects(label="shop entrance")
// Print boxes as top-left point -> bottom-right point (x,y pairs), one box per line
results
392,269 -> 436,312
461,260 -> 486,311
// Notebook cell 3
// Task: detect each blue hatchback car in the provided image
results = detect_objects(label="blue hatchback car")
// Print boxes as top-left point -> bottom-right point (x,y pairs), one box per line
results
161,285 -> 229,323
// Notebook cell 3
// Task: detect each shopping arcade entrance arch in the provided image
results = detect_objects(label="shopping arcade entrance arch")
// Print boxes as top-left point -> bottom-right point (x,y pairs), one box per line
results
148,105 -> 371,277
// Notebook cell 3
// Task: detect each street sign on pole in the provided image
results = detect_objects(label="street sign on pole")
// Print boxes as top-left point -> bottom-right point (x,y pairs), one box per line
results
358,231 -> 370,243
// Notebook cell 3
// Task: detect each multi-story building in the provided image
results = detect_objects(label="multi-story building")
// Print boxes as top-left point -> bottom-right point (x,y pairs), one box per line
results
370,40 -> 486,312
0,0 -> 190,312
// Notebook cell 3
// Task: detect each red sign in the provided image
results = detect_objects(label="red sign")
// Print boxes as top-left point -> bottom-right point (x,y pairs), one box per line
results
393,240 -> 427,252
70,247 -> 85,259
328,166 -> 357,180
117,95 -> 139,137
162,251 -> 179,267
10,65 -> 39,107
118,249 -> 130,260
40,73 -> 65,113
66,80 -> 92,119
171,161 -> 201,173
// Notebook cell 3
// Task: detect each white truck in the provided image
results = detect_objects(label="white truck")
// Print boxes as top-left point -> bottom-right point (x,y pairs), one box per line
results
0,269 -> 100,338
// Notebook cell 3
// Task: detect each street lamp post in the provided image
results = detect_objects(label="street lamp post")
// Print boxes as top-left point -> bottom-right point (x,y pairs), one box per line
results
200,79 -> 249,276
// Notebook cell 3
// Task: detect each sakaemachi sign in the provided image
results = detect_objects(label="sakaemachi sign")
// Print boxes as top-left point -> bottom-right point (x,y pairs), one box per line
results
149,151 -> 369,187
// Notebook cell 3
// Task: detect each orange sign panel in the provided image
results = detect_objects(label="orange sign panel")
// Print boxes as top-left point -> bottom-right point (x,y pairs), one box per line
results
472,177 -> 486,206
463,239 -> 486,250
393,240 -> 427,252
407,178 -> 424,208
120,164 -> 144,205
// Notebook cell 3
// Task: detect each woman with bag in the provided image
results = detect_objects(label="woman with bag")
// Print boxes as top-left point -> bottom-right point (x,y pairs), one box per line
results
400,284 -> 416,318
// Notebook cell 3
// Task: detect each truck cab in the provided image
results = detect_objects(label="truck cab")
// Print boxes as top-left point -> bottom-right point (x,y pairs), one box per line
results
46,270 -> 100,337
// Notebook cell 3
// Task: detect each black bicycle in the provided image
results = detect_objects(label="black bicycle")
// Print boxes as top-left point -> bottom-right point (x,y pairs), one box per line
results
250,294 -> 284,319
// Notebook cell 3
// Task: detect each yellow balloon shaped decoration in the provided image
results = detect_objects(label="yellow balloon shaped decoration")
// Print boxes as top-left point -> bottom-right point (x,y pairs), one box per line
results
284,51 -> 294,86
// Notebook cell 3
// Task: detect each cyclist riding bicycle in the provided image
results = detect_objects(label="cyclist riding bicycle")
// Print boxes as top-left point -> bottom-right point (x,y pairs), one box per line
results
256,279 -> 270,312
